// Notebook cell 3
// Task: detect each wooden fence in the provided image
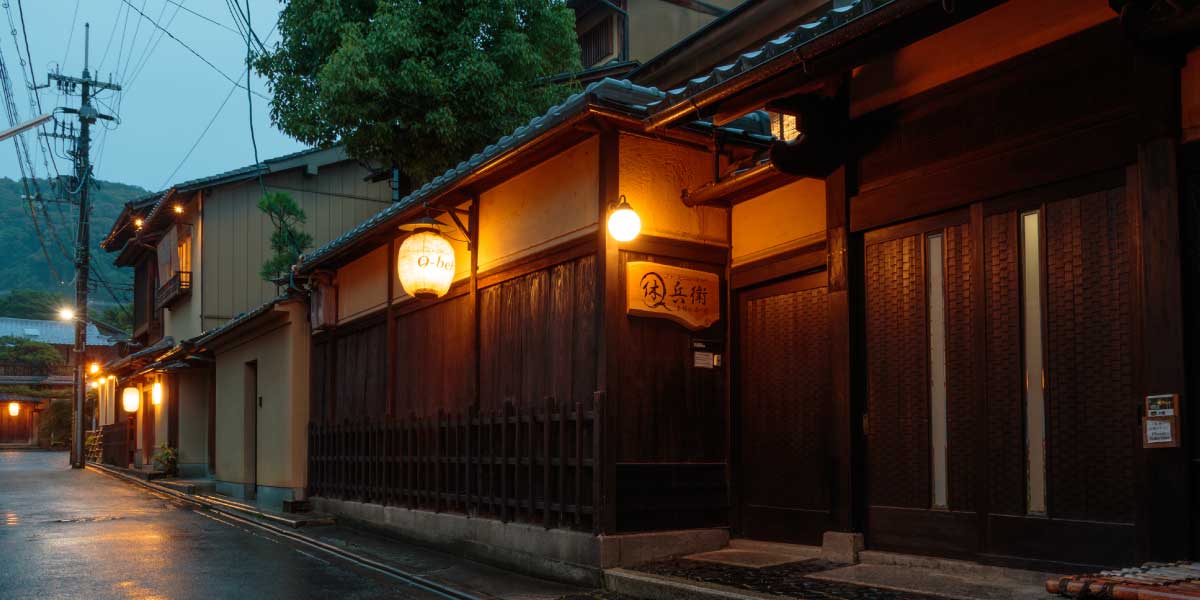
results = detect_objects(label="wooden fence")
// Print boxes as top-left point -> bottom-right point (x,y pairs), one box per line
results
309,394 -> 602,532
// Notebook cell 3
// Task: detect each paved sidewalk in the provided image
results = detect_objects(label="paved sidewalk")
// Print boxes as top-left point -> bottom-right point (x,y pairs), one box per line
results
90,458 -> 586,600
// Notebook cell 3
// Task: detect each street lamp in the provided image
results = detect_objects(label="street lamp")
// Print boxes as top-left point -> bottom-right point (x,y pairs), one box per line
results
607,195 -> 641,242
56,306 -> 88,468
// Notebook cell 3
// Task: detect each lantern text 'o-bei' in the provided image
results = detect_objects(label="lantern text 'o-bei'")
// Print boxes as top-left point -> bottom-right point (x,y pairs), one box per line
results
122,387 -> 140,413
397,229 -> 455,300
7,402 -> 17,417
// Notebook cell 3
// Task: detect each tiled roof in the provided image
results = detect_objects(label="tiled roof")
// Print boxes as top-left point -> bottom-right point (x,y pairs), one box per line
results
188,293 -> 292,349
645,0 -> 897,115
170,146 -> 340,192
297,78 -> 665,271
0,317 -> 117,347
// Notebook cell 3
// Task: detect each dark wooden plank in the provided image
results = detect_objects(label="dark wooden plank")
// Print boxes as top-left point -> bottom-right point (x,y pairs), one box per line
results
826,164 -> 857,531
1131,140 -> 1190,561
730,233 -> 827,290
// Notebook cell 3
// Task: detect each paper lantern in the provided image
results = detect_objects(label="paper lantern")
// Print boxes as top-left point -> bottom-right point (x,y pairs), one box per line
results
7,402 -> 17,417
607,195 -> 641,242
122,387 -> 140,413
151,382 -> 163,406
397,229 -> 456,299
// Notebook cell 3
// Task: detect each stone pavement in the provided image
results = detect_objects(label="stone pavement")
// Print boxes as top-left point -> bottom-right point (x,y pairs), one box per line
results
0,450 -> 584,600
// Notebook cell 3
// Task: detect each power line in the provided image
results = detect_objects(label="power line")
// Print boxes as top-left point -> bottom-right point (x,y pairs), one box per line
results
160,67 -> 244,188
117,0 -> 269,100
160,18 -> 278,189
60,0 -> 81,68
163,0 -> 241,36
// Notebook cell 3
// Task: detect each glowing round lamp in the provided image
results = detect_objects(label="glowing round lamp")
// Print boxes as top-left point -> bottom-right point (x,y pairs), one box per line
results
89,362 -> 100,375
7,402 -> 18,417
607,195 -> 641,242
122,387 -> 140,413
397,227 -> 456,300
151,382 -> 163,406
57,307 -> 75,321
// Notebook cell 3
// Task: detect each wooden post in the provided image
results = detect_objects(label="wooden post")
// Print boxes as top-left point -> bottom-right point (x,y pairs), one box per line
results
596,125 -> 620,535
1131,138 -> 1190,561
826,163 -> 862,532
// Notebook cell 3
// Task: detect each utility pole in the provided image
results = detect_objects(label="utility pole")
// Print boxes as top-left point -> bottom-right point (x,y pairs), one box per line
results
42,24 -> 120,468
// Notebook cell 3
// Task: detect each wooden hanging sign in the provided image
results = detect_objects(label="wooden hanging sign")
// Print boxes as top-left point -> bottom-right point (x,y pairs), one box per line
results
626,261 -> 719,331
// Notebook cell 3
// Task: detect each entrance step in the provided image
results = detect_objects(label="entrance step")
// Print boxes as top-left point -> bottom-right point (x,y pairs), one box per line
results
808,552 -> 1060,600
156,478 -> 216,496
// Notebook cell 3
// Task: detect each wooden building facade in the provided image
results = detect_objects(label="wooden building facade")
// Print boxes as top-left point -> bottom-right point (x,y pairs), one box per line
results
297,0 -> 1199,577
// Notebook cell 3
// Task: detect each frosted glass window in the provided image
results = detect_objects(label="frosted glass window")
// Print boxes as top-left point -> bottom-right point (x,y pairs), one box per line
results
927,233 -> 948,509
1021,211 -> 1047,515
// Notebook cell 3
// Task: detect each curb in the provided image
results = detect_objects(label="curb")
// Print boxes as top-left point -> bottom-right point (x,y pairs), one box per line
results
85,462 -> 484,600
604,568 -> 794,600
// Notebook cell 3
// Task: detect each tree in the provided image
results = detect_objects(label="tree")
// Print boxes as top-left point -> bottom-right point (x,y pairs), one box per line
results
258,192 -> 313,282
254,0 -> 582,185
0,289 -> 67,320
96,304 -> 133,334
0,336 -> 65,367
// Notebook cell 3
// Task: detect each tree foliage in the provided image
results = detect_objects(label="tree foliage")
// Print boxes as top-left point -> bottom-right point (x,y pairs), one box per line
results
96,304 -> 133,334
0,289 -> 67,320
0,336 -> 65,367
254,0 -> 582,185
258,192 -> 313,282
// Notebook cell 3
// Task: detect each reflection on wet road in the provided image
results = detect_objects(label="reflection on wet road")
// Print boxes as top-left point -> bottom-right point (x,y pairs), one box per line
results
0,451 -> 450,599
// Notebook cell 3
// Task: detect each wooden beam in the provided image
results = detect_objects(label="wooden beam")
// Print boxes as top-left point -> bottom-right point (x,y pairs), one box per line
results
1131,139 -> 1190,561
826,163 -> 861,532
597,126 -> 620,535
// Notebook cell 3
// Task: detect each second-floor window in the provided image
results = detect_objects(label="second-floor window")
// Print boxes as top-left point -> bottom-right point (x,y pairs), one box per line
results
155,223 -> 193,310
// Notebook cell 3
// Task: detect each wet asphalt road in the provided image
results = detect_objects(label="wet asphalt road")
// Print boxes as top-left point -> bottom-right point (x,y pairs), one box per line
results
0,451 -> 453,600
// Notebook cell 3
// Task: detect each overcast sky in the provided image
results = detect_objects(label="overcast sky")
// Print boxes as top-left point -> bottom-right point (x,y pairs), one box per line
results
0,0 -> 305,192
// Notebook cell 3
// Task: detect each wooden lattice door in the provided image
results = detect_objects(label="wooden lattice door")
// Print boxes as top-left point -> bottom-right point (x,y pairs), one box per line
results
736,272 -> 832,544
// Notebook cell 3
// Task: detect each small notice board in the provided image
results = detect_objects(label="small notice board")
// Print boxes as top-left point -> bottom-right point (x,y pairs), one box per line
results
1143,394 -> 1180,449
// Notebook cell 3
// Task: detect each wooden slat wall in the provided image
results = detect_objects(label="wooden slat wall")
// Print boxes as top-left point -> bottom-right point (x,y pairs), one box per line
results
479,255 -> 596,411
865,234 -> 930,509
740,283 -> 831,513
613,250 -> 725,463
394,294 -> 473,416
983,212 -> 1026,516
943,224 -> 976,512
332,319 -> 388,421
1044,187 -> 1135,523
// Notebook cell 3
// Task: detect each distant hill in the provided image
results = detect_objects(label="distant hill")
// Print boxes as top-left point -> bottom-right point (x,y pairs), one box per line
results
0,177 -> 147,303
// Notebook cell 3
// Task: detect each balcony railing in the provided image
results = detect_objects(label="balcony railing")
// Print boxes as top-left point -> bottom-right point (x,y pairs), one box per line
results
155,271 -> 192,310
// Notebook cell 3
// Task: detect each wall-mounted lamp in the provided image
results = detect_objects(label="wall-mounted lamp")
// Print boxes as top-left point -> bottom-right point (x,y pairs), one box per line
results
88,362 -> 100,375
397,216 -> 456,300
7,402 -> 18,417
151,381 -> 163,406
173,204 -> 184,214
122,387 -> 140,413
134,218 -> 144,229
607,195 -> 641,242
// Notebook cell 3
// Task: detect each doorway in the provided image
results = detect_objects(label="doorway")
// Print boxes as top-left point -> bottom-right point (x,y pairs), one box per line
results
244,361 -> 258,500
735,271 -> 833,544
